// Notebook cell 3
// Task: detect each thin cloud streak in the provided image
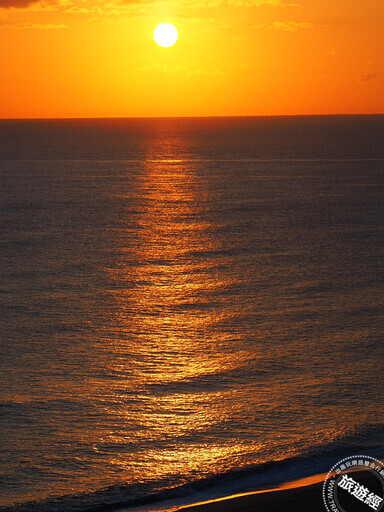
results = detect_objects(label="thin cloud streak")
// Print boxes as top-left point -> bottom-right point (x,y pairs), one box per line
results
1,0 -> 297,11
256,20 -> 315,31
0,20 -> 67,26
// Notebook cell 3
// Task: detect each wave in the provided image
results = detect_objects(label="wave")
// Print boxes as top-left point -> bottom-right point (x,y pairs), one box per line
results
2,423 -> 383,512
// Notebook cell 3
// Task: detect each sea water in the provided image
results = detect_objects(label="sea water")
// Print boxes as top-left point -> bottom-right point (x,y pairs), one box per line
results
0,116 -> 383,512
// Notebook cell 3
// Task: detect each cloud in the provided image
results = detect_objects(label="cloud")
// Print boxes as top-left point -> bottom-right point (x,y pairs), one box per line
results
121,0 -> 298,8
0,0 -> 296,12
65,5 -> 91,13
0,0 -> 38,8
257,20 -> 314,31
360,72 -> 379,82
177,15 -> 216,23
188,68 -> 226,75
228,0 -> 297,5
0,0 -> 63,10
0,20 -> 67,26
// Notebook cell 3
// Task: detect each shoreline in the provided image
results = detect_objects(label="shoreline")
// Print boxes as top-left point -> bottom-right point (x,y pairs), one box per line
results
173,468 -> 379,512
117,473 -> 330,512
173,473 -> 328,512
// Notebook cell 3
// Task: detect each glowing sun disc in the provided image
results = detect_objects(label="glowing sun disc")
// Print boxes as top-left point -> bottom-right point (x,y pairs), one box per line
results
153,23 -> 179,48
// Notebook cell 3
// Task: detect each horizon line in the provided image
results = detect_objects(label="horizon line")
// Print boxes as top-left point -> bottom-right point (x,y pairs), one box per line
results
1,113 -> 383,121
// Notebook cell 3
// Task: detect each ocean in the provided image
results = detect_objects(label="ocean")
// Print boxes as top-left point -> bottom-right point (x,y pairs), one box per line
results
0,116 -> 383,512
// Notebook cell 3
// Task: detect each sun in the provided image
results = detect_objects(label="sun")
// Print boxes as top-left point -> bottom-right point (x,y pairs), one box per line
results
153,23 -> 179,48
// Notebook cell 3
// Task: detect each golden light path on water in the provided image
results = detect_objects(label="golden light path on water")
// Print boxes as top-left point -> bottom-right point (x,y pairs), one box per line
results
102,134 -> 261,478
82,129 -> 353,488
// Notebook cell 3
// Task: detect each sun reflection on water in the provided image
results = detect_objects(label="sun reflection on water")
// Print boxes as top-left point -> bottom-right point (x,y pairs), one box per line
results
99,137 -> 256,479
78,129 -> 364,491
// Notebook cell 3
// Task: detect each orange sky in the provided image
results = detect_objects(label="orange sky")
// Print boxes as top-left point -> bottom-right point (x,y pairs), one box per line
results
1,0 -> 383,118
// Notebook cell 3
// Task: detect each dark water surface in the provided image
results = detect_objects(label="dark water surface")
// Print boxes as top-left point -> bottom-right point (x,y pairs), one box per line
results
0,116 -> 383,511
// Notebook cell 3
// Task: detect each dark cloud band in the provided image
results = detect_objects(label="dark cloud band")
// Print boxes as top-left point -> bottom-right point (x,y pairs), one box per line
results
0,0 -> 40,8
